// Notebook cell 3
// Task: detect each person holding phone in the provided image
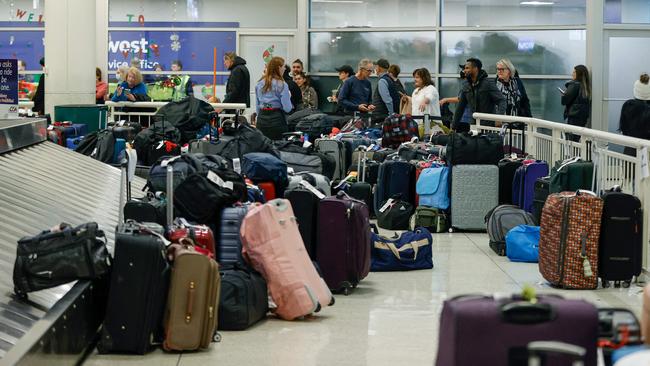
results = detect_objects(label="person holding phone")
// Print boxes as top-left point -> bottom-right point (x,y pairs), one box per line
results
111,67 -> 150,102
338,59 -> 376,115
561,64 -> 591,141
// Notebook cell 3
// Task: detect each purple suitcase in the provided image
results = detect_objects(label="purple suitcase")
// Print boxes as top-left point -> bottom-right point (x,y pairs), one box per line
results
512,161 -> 549,213
435,295 -> 598,366
316,191 -> 371,295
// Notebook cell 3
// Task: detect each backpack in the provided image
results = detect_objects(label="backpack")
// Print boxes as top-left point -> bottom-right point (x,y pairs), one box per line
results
74,131 -> 99,156
155,96 -> 214,144
91,130 -> 116,163
242,153 -> 289,193
485,205 -> 536,256
409,206 -> 448,233
416,165 -> 450,210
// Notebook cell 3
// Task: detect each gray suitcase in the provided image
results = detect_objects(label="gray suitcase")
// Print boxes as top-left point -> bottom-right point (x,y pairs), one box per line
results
315,139 -> 346,181
451,165 -> 498,231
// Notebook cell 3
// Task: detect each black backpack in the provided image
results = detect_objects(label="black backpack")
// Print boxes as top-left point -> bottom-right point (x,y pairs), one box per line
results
377,198 -> 414,230
91,130 -> 116,163
155,96 -> 213,144
133,120 -> 182,165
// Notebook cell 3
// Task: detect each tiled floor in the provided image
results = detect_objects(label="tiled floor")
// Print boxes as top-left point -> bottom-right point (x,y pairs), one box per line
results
84,230 -> 645,366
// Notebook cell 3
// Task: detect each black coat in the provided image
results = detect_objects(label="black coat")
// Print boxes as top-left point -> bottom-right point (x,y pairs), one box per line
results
496,76 -> 532,117
619,98 -> 650,139
561,80 -> 590,126
224,56 -> 251,107
32,74 -> 45,115
283,69 -> 302,113
453,70 -> 506,127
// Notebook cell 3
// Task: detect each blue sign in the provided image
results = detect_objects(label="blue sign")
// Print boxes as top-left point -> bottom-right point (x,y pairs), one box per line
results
0,31 -> 44,72
108,30 -> 236,72
0,59 -> 19,118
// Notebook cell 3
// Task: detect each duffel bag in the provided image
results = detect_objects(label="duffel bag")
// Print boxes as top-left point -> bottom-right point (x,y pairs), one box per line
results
446,132 -> 503,165
370,224 -> 433,271
218,264 -> 269,330
505,225 -> 540,263
295,113 -> 334,138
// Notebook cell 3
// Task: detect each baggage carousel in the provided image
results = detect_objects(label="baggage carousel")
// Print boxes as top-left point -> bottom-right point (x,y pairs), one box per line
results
0,118 -> 145,365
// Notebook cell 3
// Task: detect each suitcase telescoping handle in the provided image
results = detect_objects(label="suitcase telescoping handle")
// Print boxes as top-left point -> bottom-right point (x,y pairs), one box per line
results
527,341 -> 585,366
500,301 -> 555,324
166,164 -> 174,231
356,146 -> 367,183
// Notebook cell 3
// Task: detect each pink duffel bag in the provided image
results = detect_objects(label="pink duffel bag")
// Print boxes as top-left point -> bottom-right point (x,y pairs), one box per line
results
240,199 -> 334,320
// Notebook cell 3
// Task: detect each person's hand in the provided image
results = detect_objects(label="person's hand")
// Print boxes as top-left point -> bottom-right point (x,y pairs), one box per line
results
126,93 -> 136,102
115,86 -> 123,96
439,98 -> 448,106
419,102 -> 427,113
358,104 -> 369,112
367,104 -> 376,111
215,108 -> 224,113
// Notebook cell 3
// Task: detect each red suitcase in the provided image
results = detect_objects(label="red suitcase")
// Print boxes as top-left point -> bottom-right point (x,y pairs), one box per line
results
257,182 -> 277,202
168,218 -> 216,259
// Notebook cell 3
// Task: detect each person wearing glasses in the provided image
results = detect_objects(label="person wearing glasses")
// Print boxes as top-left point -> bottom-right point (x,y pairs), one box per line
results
337,58 -> 376,115
495,58 -> 531,117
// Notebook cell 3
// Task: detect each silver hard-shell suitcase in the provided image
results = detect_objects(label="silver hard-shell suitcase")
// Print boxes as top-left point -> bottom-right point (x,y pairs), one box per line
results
451,164 -> 498,231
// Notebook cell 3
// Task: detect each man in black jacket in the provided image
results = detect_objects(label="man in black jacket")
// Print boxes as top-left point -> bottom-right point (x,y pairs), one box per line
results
223,52 -> 251,107
32,57 -> 45,115
452,58 -> 506,131
283,65 -> 302,114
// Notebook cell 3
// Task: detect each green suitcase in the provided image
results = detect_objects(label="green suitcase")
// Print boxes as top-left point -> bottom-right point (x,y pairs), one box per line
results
549,157 -> 594,193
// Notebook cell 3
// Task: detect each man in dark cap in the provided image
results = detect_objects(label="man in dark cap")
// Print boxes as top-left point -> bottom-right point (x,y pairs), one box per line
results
329,65 -> 354,114
32,57 -> 45,115
372,58 -> 400,122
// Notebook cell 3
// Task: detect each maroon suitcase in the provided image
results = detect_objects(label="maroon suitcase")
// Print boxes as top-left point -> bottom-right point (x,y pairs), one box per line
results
316,191 -> 371,295
435,295 -> 599,366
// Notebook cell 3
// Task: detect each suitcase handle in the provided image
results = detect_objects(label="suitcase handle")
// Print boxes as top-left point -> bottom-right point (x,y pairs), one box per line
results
527,341 -> 585,366
186,281 -> 195,324
501,301 -> 556,324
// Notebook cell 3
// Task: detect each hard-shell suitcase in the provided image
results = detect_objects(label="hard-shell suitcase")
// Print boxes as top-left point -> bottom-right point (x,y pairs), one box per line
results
451,165 -> 498,231
315,138 -> 346,181
599,188 -> 642,286
218,206 -> 249,266
539,191 -> 603,289
374,160 -> 416,213
498,158 -> 523,205
435,294 -> 599,366
550,157 -> 594,193
348,147 -> 373,215
317,192 -> 371,294
643,285 -> 650,345
532,177 -> 550,225
163,243 -> 220,352
168,219 -> 216,259
258,181 -> 277,201
113,138 -> 126,164
240,199 -> 334,320
66,136 -> 84,150
218,264 -> 268,330
512,161 -> 549,213
285,183 -> 322,259
98,221 -> 171,354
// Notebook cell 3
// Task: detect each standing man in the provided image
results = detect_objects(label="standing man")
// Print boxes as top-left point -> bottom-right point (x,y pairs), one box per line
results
337,59 -> 376,115
371,58 -> 400,122
170,60 -> 193,101
32,58 -> 45,115
222,52 -> 251,107
452,58 -> 506,132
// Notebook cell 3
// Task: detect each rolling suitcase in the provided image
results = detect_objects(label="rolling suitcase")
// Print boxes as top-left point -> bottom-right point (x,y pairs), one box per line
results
498,158 -> 523,205
258,181 -> 277,201
218,206 -> 249,266
240,199 -> 334,320
66,136 -> 84,150
599,187 -> 642,287
550,157 -> 594,193
317,192 -> 371,295
218,264 -> 268,330
374,160 -> 416,213
315,138 -> 346,181
532,177 -> 550,225
512,161 -> 549,213
163,242 -> 220,352
538,191 -> 603,289
285,181 -> 323,260
435,294 -> 598,366
348,147 -> 373,215
450,165 -> 498,231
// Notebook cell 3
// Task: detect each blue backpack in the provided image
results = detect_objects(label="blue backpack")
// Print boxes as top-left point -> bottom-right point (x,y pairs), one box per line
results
242,152 -> 288,192
505,225 -> 540,262
416,165 -> 450,210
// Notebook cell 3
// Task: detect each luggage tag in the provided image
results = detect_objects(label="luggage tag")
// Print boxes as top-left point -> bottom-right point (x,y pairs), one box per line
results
379,198 -> 395,213
303,140 -> 312,148
160,155 -> 181,167
207,170 -> 234,191
299,180 -> 326,200
287,167 -> 295,175
366,144 -> 376,151
232,158 -> 241,174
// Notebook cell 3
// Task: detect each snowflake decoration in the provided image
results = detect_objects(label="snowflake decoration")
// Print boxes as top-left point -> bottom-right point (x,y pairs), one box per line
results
170,33 -> 181,52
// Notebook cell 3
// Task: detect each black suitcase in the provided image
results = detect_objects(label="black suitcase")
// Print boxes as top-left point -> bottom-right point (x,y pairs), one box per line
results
532,176 -> 550,225
348,147 -> 373,215
218,264 -> 268,330
599,187 -> 643,287
123,192 -> 167,226
498,158 -> 523,205
285,186 -> 321,259
98,221 -> 171,354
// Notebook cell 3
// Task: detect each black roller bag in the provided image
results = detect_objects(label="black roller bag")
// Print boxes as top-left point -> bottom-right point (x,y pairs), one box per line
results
285,182 -> 322,259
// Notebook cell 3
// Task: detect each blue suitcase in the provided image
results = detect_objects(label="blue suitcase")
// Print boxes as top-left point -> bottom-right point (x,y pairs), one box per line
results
512,161 -> 549,213
374,160 -> 416,213
112,138 -> 126,164
63,123 -> 87,138
66,136 -> 84,150
219,206 -> 249,266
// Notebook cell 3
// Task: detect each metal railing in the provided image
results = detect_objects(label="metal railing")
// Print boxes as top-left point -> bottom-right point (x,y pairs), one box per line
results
473,112 -> 650,269
105,101 -> 247,127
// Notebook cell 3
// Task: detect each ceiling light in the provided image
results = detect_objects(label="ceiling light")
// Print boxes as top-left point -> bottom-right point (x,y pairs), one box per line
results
520,1 -> 555,5
312,0 -> 364,3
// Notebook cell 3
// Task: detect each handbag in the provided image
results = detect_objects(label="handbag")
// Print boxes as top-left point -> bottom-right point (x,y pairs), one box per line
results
370,224 -> 433,271
13,222 -> 111,297
400,96 -> 412,115
505,225 -> 540,263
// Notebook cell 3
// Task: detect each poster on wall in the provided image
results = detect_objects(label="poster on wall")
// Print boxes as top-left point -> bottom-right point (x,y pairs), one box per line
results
0,59 -> 19,119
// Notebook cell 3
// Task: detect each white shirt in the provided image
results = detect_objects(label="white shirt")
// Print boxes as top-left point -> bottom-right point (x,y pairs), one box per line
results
411,85 -> 441,117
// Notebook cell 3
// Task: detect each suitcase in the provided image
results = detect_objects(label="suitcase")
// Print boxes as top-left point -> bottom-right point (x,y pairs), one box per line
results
66,136 -> 84,150
498,158 -> 523,205
435,294 -> 598,366
512,161 -> 549,213
218,206 -> 249,266
257,181 -> 277,202
240,199 -> 334,320
163,243 -> 220,352
644,285 -> 650,345
348,147 -> 373,215
168,219 -> 216,259
550,157 -> 594,193
317,192 -> 371,295
218,264 -> 268,330
98,221 -> 171,354
532,177 -> 550,225
538,191 -> 603,289
315,138 -> 346,181
450,165 -> 498,231
113,138 -> 126,164
374,160 -> 416,213
285,183 -> 322,260
599,187 -> 642,286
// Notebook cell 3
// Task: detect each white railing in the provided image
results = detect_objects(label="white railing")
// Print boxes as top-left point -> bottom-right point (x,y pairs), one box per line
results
105,101 -> 247,127
473,112 -> 650,270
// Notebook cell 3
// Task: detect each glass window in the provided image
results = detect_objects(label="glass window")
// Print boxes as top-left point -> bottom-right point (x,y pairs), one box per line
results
442,0 -> 586,26
310,0 -> 436,28
439,77 -> 569,123
0,0 -> 44,22
108,0 -> 297,28
440,30 -> 586,76
0,31 -> 44,72
309,31 -> 436,74
605,0 -> 650,24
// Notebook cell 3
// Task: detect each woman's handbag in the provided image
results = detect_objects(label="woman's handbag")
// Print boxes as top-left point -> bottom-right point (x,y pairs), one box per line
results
370,224 -> 433,271
13,222 -> 112,297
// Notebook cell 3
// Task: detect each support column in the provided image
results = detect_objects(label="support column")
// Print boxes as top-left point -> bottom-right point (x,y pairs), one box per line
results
96,0 -> 109,87
586,0 -> 605,131
44,0 -> 96,116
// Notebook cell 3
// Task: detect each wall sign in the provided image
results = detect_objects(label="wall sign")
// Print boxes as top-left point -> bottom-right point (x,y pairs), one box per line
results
0,59 -> 19,119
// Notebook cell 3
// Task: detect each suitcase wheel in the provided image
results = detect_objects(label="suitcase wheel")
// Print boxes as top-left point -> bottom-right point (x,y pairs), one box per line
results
623,280 -> 632,288
448,228 -> 454,233
614,281 -> 621,288
343,288 -> 349,296
602,280 -> 611,288
314,303 -> 322,313
213,332 -> 222,343
329,296 -> 336,306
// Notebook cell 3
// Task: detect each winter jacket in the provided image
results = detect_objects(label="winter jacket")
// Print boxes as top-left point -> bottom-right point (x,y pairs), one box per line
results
224,56 -> 251,107
561,80 -> 590,127
495,76 -> 532,117
32,74 -> 44,115
283,68 -> 302,113
619,99 -> 650,139
452,70 -> 506,128
111,81 -> 151,102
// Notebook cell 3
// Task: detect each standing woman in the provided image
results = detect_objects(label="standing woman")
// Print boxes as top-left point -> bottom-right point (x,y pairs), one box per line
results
409,68 -> 440,117
495,58 -> 531,117
561,64 -> 591,141
255,56 -> 293,140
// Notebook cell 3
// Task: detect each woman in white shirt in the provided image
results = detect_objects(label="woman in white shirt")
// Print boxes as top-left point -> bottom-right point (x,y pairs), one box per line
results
410,68 -> 441,117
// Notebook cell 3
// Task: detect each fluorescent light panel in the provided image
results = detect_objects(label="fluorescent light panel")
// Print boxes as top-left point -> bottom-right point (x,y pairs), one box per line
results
520,1 -> 555,5
312,0 -> 364,3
